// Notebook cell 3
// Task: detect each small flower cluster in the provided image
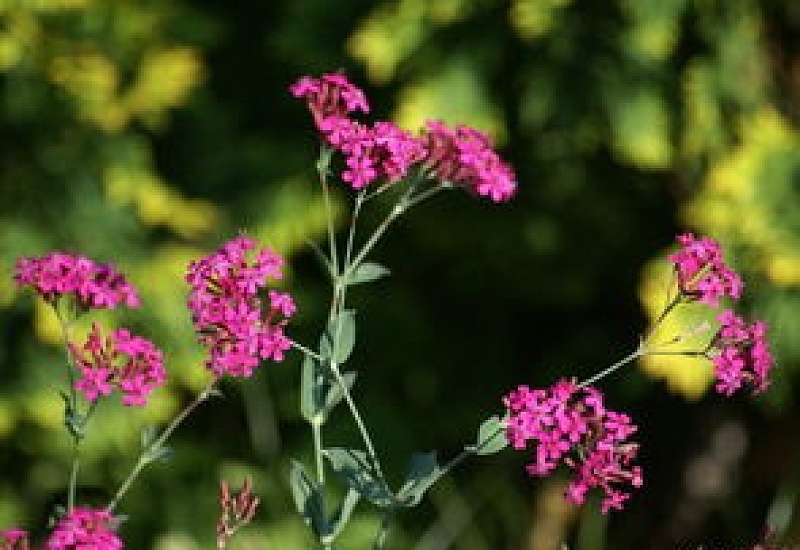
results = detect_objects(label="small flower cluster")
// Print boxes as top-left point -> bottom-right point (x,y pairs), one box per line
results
14,253 -> 140,310
216,478 -> 260,549
70,323 -> 167,407
45,507 -> 123,549
503,379 -> 643,514
668,233 -> 743,307
710,310 -> 773,396
186,235 -> 295,378
291,72 -> 517,202
0,528 -> 29,550
668,233 -> 774,396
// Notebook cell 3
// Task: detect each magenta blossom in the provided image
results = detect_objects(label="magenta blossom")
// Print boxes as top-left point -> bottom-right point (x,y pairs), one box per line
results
186,236 -> 295,378
668,233 -> 743,306
14,252 -> 140,310
320,117 -> 425,189
503,379 -> 643,513
290,72 -> 369,130
70,323 -> 166,407
422,120 -> 517,203
709,310 -> 773,396
46,507 -> 122,550
0,528 -> 29,550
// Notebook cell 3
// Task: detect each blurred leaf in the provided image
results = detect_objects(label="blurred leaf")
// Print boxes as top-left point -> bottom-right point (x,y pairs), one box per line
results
320,310 -> 356,365
396,452 -> 440,507
347,262 -> 390,286
289,460 -> 329,537
322,370 -> 357,417
324,448 -> 393,507
473,415 -> 508,456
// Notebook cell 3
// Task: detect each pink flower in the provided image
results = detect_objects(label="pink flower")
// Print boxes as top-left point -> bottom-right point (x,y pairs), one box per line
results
318,116 -> 425,190
14,253 -> 140,310
667,233 -> 743,306
422,120 -> 517,202
503,379 -> 642,513
709,310 -> 774,396
70,323 -> 166,407
186,236 -> 295,378
0,528 -> 29,550
46,507 -> 122,549
290,72 -> 370,130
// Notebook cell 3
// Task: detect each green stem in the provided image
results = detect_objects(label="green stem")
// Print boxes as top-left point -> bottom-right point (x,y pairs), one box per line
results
317,145 -> 340,278
577,347 -> 644,389
106,380 -> 217,512
373,510 -> 395,550
312,421 -> 325,485
68,447 -> 80,512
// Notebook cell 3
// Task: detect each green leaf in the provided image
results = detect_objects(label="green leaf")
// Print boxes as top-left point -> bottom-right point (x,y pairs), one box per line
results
324,448 -> 393,507
322,370 -> 357,416
320,310 -> 356,365
347,262 -> 390,285
396,452 -> 441,507
473,415 -> 508,456
140,425 -> 157,449
329,488 -> 360,538
300,355 -> 327,423
289,460 -> 329,536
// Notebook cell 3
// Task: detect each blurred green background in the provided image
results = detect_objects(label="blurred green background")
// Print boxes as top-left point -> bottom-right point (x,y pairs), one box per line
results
2,0 -> 800,548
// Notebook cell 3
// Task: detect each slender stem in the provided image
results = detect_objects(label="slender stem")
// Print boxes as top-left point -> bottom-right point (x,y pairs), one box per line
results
318,145 -> 340,278
106,380 -> 217,512
373,510 -> 395,550
330,361 -> 386,483
344,205 -> 403,280
642,293 -> 683,344
646,350 -> 707,357
312,421 -> 326,485
291,340 -> 325,362
405,183 -> 448,210
577,347 -> 644,389
68,448 -> 80,512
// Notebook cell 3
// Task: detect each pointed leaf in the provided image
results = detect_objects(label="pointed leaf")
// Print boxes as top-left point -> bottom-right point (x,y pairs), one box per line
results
322,371 -> 357,416
320,310 -> 356,365
324,448 -> 393,507
330,488 -> 360,538
397,452 -> 441,507
347,262 -> 390,285
301,356 -> 327,423
289,460 -> 329,536
473,415 -> 508,456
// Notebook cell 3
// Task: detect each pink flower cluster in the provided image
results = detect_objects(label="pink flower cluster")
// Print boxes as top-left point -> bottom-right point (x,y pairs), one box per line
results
14,253 -> 139,310
0,528 -> 28,550
291,72 -> 517,202
186,236 -> 295,378
45,507 -> 123,549
666,233 -> 774,397
423,120 -> 517,202
320,117 -> 425,189
503,379 -> 643,514
710,310 -> 773,396
70,323 -> 166,407
668,233 -> 743,307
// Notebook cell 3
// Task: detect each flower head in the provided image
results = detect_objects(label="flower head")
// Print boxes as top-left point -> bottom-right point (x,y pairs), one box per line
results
14,253 -> 140,310
217,478 -> 260,549
709,310 -> 773,396
422,120 -> 517,202
320,117 -> 425,189
186,236 -> 295,378
1,528 -> 29,550
668,233 -> 743,306
70,323 -> 166,407
290,72 -> 369,130
503,379 -> 642,513
46,507 -> 123,550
